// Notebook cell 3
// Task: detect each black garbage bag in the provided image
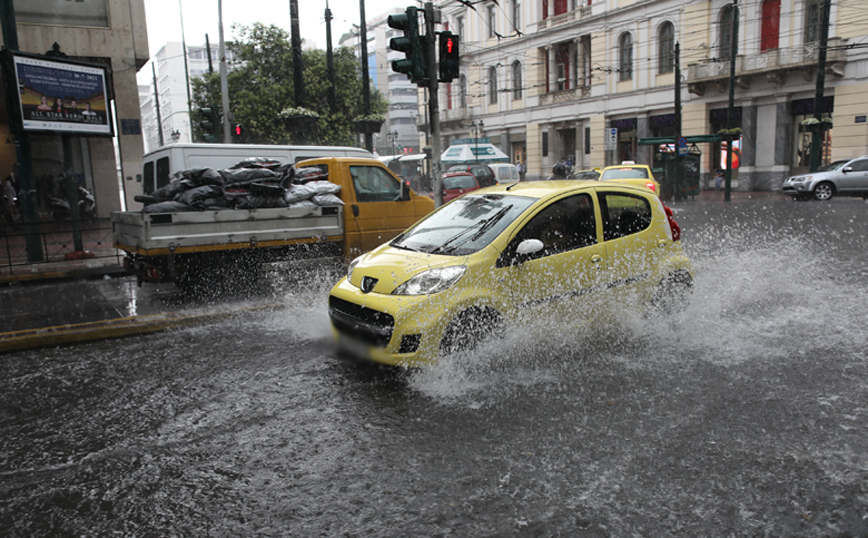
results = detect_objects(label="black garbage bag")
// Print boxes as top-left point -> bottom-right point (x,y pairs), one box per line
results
143,201 -> 193,213
201,197 -> 235,210
220,168 -> 282,187
178,185 -> 223,209
231,193 -> 289,210
152,182 -> 186,201
230,157 -> 283,170
134,195 -> 160,206
294,167 -> 328,184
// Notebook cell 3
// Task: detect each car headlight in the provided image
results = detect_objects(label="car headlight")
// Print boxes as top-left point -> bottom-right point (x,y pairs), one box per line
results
347,256 -> 363,281
393,266 -> 467,295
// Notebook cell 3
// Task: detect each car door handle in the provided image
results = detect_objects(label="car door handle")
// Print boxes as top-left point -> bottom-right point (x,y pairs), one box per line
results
658,239 -> 668,248
591,254 -> 602,266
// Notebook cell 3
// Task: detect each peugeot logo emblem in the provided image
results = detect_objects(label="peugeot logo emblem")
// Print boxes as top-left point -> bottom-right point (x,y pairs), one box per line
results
361,276 -> 378,294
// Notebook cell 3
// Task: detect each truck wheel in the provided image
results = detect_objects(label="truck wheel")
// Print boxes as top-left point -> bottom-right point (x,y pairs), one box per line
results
439,307 -> 503,355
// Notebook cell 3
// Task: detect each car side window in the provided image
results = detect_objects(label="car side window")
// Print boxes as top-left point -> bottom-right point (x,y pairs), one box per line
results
349,165 -> 401,202
498,194 -> 597,265
848,159 -> 868,172
600,192 -> 652,241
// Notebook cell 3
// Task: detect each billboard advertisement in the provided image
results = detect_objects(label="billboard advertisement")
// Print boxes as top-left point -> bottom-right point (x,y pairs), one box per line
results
11,54 -> 112,136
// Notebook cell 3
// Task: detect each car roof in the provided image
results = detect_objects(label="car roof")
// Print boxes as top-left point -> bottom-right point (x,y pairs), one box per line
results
473,179 -> 650,200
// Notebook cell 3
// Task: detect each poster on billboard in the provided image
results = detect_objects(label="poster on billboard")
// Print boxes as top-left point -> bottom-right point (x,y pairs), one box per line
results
11,53 -> 112,136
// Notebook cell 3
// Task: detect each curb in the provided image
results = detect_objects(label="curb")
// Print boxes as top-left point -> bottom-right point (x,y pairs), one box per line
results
0,302 -> 285,354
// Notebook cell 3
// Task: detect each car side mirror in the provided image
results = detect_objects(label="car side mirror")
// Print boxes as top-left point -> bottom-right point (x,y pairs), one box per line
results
512,238 -> 544,265
400,180 -> 411,201
843,167 -> 853,173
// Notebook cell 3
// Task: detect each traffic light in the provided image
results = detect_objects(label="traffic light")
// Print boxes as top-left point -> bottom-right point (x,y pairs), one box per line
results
198,107 -> 218,142
439,31 -> 460,83
388,6 -> 427,84
232,123 -> 244,142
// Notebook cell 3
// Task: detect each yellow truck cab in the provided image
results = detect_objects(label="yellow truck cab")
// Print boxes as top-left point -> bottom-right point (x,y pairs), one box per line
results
112,157 -> 435,288
295,157 -> 435,260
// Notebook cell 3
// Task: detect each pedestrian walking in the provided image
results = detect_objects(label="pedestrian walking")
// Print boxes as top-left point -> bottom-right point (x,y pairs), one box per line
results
3,175 -> 18,222
714,169 -> 725,191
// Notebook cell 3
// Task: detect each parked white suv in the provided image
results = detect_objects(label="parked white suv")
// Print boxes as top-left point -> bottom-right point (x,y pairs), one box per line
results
782,156 -> 868,201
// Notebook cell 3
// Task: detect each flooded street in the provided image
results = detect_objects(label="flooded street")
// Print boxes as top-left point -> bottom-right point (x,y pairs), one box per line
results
2,198 -> 867,537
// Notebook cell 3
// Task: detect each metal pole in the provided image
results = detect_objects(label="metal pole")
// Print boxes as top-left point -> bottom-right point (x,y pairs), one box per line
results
425,2 -> 443,207
152,62 -> 164,147
179,0 -> 193,133
359,0 -> 373,152
673,42 -> 683,201
724,0 -> 738,202
809,0 -> 832,172
0,0 -> 43,261
325,2 -> 337,112
218,0 -> 231,142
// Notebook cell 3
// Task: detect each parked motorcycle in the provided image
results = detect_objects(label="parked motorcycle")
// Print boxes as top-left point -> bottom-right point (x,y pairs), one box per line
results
49,185 -> 97,221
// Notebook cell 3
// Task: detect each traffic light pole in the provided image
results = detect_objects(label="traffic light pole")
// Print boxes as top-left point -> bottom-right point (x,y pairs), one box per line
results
425,2 -> 443,207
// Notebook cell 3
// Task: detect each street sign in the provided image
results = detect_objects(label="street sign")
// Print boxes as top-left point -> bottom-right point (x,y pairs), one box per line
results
676,136 -> 688,156
605,128 -> 617,150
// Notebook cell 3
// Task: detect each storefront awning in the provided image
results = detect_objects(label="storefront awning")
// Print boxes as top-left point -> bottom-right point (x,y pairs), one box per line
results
441,138 -> 510,164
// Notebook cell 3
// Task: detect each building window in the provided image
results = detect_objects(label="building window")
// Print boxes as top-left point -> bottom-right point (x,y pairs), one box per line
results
581,35 -> 591,86
542,131 -> 549,157
512,60 -> 522,100
460,74 -> 468,108
458,16 -> 465,41
488,5 -> 497,38
619,32 -> 633,81
658,22 -> 674,74
513,0 -> 521,31
719,5 -> 734,60
804,0 -> 821,43
489,66 -> 498,104
584,126 -> 591,154
761,0 -> 780,51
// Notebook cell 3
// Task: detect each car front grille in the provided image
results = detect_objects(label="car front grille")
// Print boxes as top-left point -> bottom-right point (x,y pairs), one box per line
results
328,296 -> 395,347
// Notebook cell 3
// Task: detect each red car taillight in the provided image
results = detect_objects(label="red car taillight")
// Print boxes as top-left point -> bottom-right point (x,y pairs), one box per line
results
645,181 -> 656,192
663,205 -> 681,241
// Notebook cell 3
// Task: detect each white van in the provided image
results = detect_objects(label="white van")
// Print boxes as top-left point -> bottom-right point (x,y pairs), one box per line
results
140,143 -> 374,195
488,163 -> 520,184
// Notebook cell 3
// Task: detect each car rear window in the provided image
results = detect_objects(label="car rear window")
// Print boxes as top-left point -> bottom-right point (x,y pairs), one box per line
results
443,175 -> 477,190
601,167 -> 649,180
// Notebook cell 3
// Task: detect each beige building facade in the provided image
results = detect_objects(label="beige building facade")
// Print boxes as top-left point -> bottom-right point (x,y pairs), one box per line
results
1,0 -> 148,216
432,0 -> 868,190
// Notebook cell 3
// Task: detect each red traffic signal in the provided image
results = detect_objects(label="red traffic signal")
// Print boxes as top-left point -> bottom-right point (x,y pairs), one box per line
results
438,31 -> 460,83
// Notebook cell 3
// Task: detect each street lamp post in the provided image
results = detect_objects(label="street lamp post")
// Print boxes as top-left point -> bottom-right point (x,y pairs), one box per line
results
387,130 -> 399,156
472,120 -> 484,163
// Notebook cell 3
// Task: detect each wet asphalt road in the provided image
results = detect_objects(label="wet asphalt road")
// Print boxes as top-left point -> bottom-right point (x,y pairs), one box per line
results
2,196 -> 868,537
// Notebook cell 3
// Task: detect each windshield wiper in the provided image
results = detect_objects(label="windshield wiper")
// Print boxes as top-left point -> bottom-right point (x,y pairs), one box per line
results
429,204 -> 513,255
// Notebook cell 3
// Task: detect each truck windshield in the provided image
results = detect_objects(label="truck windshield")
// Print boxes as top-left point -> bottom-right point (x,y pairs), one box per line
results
391,194 -> 535,256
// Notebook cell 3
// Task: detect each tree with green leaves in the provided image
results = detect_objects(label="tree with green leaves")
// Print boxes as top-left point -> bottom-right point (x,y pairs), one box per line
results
191,23 -> 388,146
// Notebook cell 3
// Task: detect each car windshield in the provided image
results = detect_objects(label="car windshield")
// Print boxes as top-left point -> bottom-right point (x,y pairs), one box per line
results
601,167 -> 649,180
820,160 -> 849,171
391,194 -> 536,256
443,175 -> 477,190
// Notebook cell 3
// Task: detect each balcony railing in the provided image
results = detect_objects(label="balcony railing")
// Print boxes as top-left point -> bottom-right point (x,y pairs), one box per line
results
539,85 -> 591,105
537,6 -> 592,30
687,38 -> 846,94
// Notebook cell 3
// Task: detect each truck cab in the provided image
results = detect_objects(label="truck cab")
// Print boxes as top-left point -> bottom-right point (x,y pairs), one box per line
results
296,157 -> 435,259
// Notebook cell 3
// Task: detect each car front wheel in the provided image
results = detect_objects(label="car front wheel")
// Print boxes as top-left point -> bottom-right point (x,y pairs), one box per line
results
813,182 -> 835,201
440,307 -> 503,355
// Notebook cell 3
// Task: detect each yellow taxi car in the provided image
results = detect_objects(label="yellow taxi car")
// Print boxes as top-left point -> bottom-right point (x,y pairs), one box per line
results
599,163 -> 661,195
328,181 -> 692,367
